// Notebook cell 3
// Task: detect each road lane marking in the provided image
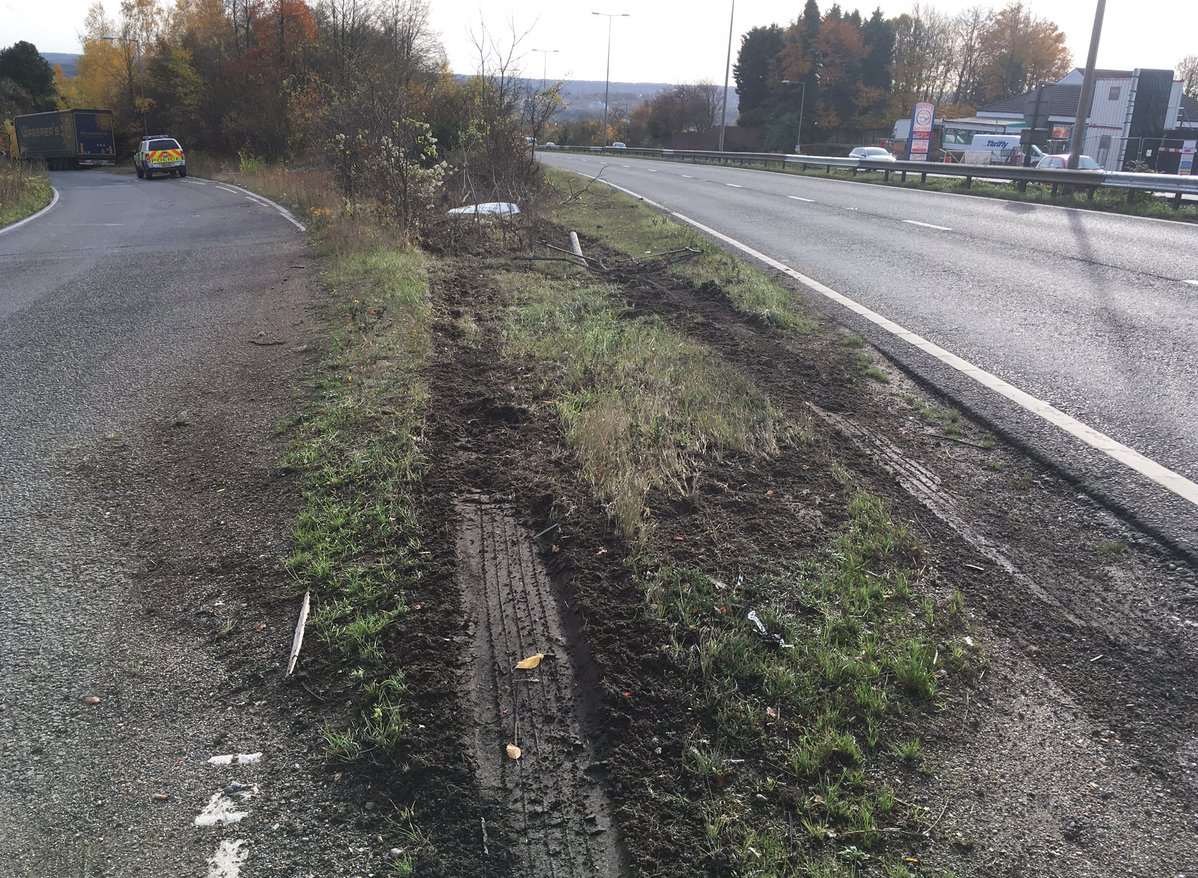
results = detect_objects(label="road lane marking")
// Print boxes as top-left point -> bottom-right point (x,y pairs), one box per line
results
208,753 -> 262,766
725,183 -> 743,188
215,184 -> 241,194
195,785 -> 256,826
0,186 -> 59,237
787,195 -> 815,203
201,179 -> 306,232
182,179 -> 207,186
591,176 -> 1198,509
206,840 -> 247,878
647,168 -> 657,172
681,174 -> 694,178
903,219 -> 953,231
1185,280 -> 1198,287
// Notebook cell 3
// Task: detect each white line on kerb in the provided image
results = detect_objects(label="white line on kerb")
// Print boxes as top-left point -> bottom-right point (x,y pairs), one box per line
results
0,186 -> 60,237
787,195 -> 815,203
592,176 -> 1198,509
725,183 -> 743,188
903,219 -> 952,231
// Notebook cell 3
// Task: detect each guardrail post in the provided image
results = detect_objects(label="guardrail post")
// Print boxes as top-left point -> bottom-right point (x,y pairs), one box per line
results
1087,186 -> 1096,201
963,175 -> 972,189
1174,192 -> 1183,210
884,169 -> 891,181
802,162 -> 808,172
1051,183 -> 1058,197
1017,180 -> 1027,193
825,164 -> 831,174
901,170 -> 907,182
920,172 -> 926,183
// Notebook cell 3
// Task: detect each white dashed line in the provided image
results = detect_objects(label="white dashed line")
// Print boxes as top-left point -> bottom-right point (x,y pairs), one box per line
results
182,179 -> 207,186
590,176 -> 1198,510
208,753 -> 262,766
195,785 -> 256,827
725,183 -> 743,188
205,839 -> 247,878
215,184 -> 241,194
202,179 -> 307,232
681,174 -> 694,178
1185,280 -> 1198,287
646,168 -> 657,173
903,219 -> 953,231
787,195 -> 815,203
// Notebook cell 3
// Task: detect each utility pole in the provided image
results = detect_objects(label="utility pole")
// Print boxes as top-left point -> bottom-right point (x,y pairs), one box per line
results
532,48 -> 559,91
1067,0 -> 1106,169
592,11 -> 629,147
718,0 -> 735,151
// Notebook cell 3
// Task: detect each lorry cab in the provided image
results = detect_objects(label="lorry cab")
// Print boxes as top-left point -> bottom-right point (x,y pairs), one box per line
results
134,136 -> 187,179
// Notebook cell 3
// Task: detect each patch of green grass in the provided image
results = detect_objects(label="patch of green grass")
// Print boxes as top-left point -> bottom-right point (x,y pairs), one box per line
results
642,489 -> 970,873
1094,538 -> 1128,559
545,168 -> 813,330
499,268 -> 780,537
286,239 -> 431,757
913,400 -> 964,437
0,159 -> 52,228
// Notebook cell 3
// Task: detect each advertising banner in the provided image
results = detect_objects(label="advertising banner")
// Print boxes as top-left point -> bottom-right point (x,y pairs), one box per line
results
1181,140 -> 1196,176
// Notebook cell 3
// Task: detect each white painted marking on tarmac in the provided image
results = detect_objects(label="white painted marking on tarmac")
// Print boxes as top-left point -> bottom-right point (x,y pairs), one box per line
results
205,839 -> 247,878
646,168 -> 657,173
215,184 -> 241,194
0,186 -> 59,236
681,174 -> 694,178
201,179 -> 307,232
195,785 -> 257,826
725,183 -> 743,188
903,219 -> 952,231
1185,280 -> 1198,287
787,195 -> 815,203
182,179 -> 207,186
591,176 -> 1198,509
208,753 -> 262,766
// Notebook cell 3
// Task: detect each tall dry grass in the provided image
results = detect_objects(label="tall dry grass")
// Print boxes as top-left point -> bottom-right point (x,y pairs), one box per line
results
0,159 -> 52,227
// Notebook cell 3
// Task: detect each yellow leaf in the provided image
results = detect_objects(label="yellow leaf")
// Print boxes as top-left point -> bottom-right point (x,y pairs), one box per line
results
506,743 -> 522,760
515,653 -> 545,670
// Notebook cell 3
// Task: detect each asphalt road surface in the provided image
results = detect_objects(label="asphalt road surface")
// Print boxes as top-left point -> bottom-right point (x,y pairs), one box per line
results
0,170 -> 318,875
540,150 -> 1198,555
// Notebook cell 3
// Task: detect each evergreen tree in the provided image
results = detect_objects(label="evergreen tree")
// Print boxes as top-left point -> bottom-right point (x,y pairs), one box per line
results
733,25 -> 784,127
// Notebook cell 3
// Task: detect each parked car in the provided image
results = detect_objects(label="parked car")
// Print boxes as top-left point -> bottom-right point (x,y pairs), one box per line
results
610,142 -> 627,149
543,141 -> 557,148
1036,153 -> 1101,171
849,146 -> 895,163
134,135 -> 187,179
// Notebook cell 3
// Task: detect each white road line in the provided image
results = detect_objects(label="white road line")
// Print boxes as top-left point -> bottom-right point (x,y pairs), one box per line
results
592,176 -> 1198,509
646,168 -> 657,173
195,785 -> 256,826
208,753 -> 262,766
215,184 -> 241,194
725,183 -> 743,189
201,179 -> 307,232
903,219 -> 953,231
681,174 -> 694,178
0,186 -> 59,237
182,179 -> 207,186
787,195 -> 815,203
1185,280 -> 1198,287
206,840 -> 247,878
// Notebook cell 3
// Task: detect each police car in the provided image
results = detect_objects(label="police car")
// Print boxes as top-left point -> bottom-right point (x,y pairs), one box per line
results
134,135 -> 188,179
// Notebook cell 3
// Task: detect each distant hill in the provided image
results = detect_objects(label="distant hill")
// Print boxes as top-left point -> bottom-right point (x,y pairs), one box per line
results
555,79 -> 739,121
42,52 -> 81,78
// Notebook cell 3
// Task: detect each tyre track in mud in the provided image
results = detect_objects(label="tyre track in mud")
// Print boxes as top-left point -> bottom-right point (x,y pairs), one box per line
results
423,263 -> 621,878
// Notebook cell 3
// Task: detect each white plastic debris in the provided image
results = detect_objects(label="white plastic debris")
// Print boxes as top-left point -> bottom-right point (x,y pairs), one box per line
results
447,201 -> 521,217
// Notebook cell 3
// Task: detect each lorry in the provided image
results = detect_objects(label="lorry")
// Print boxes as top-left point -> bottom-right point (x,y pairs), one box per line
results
13,109 -> 117,169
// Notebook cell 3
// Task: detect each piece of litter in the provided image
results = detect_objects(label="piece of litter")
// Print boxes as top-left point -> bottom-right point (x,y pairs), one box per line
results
287,591 -> 310,676
506,743 -> 522,760
746,610 -> 794,649
515,653 -> 545,670
1089,654 -> 1104,663
448,202 -> 520,217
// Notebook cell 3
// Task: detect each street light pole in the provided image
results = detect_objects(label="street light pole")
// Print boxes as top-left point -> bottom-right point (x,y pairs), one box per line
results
718,0 -> 735,152
532,48 -> 559,91
592,11 -> 629,147
1067,0 -> 1106,169
781,79 -> 807,154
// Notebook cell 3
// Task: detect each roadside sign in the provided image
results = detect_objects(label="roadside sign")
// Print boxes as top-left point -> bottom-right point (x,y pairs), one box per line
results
908,101 -> 935,163
1181,140 -> 1196,176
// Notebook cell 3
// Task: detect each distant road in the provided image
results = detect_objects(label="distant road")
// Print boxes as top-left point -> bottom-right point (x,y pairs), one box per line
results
540,150 -> 1198,551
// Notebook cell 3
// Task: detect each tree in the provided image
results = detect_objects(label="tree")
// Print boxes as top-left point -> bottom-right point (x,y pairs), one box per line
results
1179,56 -> 1198,100
976,3 -> 1070,103
733,25 -> 783,127
0,41 -> 58,114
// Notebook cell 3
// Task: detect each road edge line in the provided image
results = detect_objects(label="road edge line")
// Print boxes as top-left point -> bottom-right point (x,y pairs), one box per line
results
0,185 -> 60,237
592,175 -> 1198,510
197,177 -> 307,232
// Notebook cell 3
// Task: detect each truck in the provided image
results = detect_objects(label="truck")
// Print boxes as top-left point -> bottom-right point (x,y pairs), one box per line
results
13,109 -> 117,169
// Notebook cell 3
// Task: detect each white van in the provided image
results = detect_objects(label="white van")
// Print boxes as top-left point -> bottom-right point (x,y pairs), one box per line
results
967,134 -> 1023,165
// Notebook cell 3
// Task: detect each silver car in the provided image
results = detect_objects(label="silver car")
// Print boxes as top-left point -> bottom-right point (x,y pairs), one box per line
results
1036,154 -> 1101,171
849,146 -> 895,162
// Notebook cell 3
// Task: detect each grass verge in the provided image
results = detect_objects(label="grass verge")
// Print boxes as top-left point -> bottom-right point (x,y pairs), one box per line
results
545,167 -> 814,329
499,266 -> 780,538
0,159 -> 52,228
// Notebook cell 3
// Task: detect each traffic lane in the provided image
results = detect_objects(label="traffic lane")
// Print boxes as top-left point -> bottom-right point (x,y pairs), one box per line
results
548,152 -> 1198,284
540,154 -> 1198,483
0,171 -> 295,320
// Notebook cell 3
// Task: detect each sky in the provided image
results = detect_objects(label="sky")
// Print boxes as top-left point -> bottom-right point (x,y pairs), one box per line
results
2,0 -> 1194,86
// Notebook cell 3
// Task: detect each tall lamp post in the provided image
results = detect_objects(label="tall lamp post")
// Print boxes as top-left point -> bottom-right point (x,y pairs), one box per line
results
781,79 -> 807,154
592,11 -> 629,146
531,48 -> 560,90
717,1 -> 735,151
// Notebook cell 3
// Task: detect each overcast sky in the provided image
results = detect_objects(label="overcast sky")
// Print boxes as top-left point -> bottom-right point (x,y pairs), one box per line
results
2,0 -> 1193,85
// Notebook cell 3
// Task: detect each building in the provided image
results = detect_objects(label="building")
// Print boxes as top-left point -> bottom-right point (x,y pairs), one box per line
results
974,68 -> 1194,170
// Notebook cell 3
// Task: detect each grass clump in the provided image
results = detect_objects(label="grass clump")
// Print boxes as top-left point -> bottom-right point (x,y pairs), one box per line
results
285,238 -> 431,757
644,489 -> 970,874
545,168 -> 812,330
0,158 -> 52,227
499,268 -> 779,537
